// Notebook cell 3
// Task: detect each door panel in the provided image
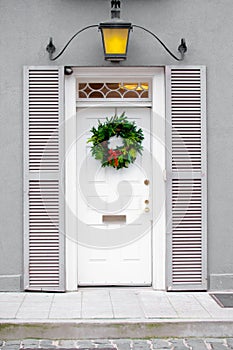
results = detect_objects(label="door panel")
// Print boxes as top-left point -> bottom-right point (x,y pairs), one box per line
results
77,107 -> 152,286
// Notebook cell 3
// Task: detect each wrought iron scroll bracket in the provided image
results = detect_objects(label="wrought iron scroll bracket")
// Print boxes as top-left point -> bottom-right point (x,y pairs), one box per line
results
46,24 -> 98,61
133,25 -> 187,61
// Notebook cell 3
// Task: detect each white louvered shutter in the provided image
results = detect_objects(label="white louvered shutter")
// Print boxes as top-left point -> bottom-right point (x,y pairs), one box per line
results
24,67 -> 65,291
166,66 -> 207,291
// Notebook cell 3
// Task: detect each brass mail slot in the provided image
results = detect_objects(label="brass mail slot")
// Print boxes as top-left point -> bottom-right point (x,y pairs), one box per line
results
102,215 -> 126,223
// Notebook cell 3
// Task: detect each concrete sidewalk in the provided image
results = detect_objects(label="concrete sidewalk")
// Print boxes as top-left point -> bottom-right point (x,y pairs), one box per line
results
0,289 -> 233,339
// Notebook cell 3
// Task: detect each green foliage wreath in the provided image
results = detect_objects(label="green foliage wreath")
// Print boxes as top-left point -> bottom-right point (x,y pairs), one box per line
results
87,113 -> 144,170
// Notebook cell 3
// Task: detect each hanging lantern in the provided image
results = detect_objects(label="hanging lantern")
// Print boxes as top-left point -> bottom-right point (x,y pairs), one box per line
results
99,22 -> 132,62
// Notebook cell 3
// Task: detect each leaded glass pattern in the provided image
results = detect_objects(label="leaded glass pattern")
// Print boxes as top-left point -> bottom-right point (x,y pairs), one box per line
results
77,82 -> 150,99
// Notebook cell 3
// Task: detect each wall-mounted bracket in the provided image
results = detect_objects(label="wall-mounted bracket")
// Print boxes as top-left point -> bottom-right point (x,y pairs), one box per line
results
46,37 -> 56,60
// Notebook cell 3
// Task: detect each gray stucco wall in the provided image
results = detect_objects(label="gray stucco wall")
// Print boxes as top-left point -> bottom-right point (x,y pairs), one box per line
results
0,0 -> 233,291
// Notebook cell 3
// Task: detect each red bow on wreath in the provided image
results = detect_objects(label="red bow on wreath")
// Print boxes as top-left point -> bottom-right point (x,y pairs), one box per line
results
108,149 -> 122,167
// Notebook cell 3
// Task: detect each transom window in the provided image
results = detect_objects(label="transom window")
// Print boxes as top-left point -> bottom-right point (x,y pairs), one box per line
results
77,81 -> 150,100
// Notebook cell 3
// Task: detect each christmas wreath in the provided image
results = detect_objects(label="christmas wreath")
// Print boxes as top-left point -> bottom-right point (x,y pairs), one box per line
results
87,113 -> 144,170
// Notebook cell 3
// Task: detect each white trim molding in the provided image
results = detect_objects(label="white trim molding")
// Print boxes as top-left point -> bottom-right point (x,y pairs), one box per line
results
65,67 -> 166,290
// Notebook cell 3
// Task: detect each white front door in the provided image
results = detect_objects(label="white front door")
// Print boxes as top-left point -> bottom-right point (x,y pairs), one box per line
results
76,107 -> 152,286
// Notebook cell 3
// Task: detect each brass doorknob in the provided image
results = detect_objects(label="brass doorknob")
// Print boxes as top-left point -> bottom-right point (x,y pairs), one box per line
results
144,179 -> 150,186
144,200 -> 149,205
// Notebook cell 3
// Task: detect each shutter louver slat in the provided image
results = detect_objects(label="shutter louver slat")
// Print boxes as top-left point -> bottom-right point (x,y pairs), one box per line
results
24,67 -> 65,291
172,178 -> 202,285
166,66 -> 207,291
28,70 -> 60,173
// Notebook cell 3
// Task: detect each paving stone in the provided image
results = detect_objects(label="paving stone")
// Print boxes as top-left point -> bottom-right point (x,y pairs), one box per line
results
21,339 -> 40,349
113,344 -> 131,350
94,346 -> 115,349
4,342 -> 21,346
3,341 -> 21,350
110,290 -> 144,318
167,294 -> 210,319
185,339 -> 207,350
168,339 -> 189,350
139,291 -> 178,318
226,339 -> 233,349
40,340 -> 57,348
93,340 -> 115,348
0,339 -> 232,350
93,340 -> 112,344
22,349 -> 56,350
205,341 -> 226,350
2,346 -> 20,350
58,340 -> 78,348
93,348 -> 115,350
93,346 -> 115,348
206,338 -> 226,342
81,291 -> 113,318
151,339 -> 172,349
76,341 -> 95,348
132,340 -> 151,350
112,340 -> 131,350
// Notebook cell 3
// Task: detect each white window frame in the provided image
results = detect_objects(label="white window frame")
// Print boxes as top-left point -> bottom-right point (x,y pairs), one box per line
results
65,67 -> 166,290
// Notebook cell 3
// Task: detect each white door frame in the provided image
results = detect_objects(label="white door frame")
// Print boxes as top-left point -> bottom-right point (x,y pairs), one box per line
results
65,67 -> 166,290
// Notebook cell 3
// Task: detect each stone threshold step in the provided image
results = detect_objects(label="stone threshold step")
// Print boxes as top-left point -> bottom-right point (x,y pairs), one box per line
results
0,320 -> 233,340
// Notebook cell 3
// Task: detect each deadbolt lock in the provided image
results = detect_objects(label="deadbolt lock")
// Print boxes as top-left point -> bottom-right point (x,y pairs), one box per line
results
144,207 -> 150,213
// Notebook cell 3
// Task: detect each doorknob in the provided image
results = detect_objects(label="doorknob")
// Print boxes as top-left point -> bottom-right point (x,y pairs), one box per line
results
144,179 -> 150,186
144,207 -> 150,213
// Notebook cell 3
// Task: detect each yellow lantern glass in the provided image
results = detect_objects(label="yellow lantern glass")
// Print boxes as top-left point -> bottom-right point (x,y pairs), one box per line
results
99,22 -> 132,61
